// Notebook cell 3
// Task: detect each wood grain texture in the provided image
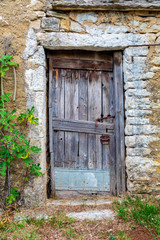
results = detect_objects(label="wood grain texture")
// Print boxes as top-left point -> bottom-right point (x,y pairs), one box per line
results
52,58 -> 113,71
114,51 -> 125,195
48,50 -> 124,195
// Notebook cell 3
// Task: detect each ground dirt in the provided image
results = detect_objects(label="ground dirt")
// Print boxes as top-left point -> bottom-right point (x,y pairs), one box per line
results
0,197 -> 158,240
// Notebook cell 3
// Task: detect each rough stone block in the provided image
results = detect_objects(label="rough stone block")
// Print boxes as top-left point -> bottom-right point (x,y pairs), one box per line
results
46,11 -> 68,19
152,57 -> 160,66
125,125 -> 157,135
70,21 -> 84,32
125,96 -> 151,110
125,136 -> 157,148
126,89 -> 151,98
124,81 -> 147,90
125,110 -> 152,117
127,148 -> 151,157
25,66 -> 45,91
22,28 -> 38,60
124,46 -> 149,57
126,117 -> 150,125
52,0 -> 160,10
60,19 -> 70,31
41,17 -> 60,31
28,46 -> 46,67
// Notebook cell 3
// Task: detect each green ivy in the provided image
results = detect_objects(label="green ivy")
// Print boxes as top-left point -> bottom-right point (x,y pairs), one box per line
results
0,55 -> 41,205
0,55 -> 19,77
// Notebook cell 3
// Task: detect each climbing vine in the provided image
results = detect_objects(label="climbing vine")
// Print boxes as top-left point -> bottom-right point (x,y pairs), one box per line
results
0,55 -> 42,206
0,54 -> 19,100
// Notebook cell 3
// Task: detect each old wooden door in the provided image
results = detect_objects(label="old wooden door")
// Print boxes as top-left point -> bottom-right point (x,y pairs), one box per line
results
48,51 -> 125,197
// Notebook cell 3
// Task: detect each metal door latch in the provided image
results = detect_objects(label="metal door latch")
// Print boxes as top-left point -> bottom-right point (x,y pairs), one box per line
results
100,136 -> 110,145
95,115 -> 115,127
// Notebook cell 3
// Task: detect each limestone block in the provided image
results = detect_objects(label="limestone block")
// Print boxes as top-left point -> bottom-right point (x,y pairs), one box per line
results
125,125 -> 157,135
125,96 -> 151,110
151,57 -> 160,66
150,66 -> 160,72
127,148 -> 151,157
151,24 -> 160,31
124,81 -> 147,90
126,89 -> 151,98
36,32 -> 150,50
60,19 -> 70,31
75,12 -> 97,24
140,72 -> 155,79
125,110 -> 152,117
25,66 -> 45,91
125,136 -> 156,148
124,47 -> 149,57
22,28 -> 38,60
85,24 -> 128,36
52,0 -> 160,10
46,11 -> 69,19
70,21 -> 84,32
41,17 -> 60,31
28,46 -> 46,68
30,20 -> 41,30
126,117 -> 150,125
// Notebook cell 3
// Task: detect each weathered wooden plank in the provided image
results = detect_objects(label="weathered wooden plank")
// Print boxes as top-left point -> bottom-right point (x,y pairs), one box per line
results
64,70 -> 79,168
51,58 -> 113,71
54,131 -> 65,168
114,51 -> 125,195
102,144 -> 110,170
58,69 -> 65,119
78,70 -> 88,168
47,50 -> 113,63
49,59 -> 54,153
88,71 -> 102,169
117,52 -> 126,193
109,73 -> 115,117
50,152 -> 55,197
109,135 -> 116,195
64,132 -> 78,168
52,119 -> 114,134
52,69 -> 58,118
102,72 -> 110,118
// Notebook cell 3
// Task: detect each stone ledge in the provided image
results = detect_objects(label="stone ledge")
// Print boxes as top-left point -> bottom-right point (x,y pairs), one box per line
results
52,0 -> 160,11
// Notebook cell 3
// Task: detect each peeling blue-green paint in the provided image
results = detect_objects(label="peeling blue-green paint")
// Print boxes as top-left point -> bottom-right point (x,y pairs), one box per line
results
54,168 -> 110,191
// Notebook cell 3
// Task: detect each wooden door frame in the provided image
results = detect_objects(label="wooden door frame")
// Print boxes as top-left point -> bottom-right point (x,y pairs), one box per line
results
48,51 -> 125,197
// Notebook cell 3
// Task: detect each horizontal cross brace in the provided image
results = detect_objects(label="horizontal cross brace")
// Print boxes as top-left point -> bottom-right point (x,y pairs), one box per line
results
52,118 -> 114,135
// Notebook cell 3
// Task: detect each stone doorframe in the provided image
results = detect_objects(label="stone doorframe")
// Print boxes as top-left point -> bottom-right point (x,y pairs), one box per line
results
22,22 -> 158,205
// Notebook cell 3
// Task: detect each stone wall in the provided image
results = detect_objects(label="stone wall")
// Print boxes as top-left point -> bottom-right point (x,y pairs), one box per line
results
0,0 -> 160,206
52,0 -> 160,10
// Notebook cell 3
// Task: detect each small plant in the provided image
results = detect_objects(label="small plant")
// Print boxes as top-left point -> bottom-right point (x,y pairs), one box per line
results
116,230 -> 131,240
109,233 -> 115,240
0,55 -> 18,77
114,196 -> 160,238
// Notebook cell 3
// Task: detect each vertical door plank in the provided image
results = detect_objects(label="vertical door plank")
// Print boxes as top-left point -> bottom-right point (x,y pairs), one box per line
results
101,72 -> 112,170
49,59 -> 55,196
53,69 -> 65,168
78,70 -> 88,168
109,135 -> 116,195
64,70 -> 79,168
109,73 -> 115,117
88,71 -> 102,169
114,51 -> 125,195
102,72 -> 110,118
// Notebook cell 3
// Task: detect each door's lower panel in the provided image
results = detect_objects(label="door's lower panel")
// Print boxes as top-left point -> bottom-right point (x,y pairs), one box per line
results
54,168 -> 110,191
